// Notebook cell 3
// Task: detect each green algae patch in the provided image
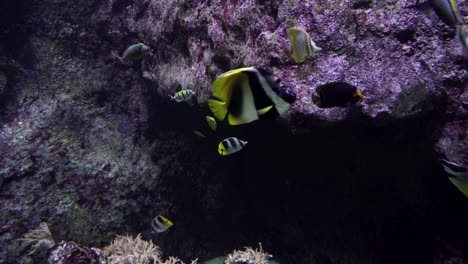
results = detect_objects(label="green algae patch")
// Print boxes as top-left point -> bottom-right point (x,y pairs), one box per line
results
203,256 -> 226,264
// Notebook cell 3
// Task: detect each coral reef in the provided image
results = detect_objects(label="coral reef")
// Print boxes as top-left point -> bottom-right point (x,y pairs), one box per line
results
0,0 -> 467,263
17,222 -> 55,256
49,241 -> 101,264
102,234 -> 162,264
102,234 -> 197,264
225,244 -> 272,264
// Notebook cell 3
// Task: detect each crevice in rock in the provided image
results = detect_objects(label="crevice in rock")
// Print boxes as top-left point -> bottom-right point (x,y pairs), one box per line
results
395,29 -> 416,44
351,0 -> 372,10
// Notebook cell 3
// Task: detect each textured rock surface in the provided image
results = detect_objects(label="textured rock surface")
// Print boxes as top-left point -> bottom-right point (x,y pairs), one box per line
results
0,0 -> 467,263
99,0 -> 466,165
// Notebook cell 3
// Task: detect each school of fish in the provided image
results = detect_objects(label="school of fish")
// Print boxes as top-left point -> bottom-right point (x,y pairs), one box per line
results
113,0 -> 468,234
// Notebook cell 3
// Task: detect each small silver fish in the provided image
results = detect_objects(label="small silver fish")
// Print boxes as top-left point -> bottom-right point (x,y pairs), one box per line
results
169,89 -> 195,102
117,43 -> 150,62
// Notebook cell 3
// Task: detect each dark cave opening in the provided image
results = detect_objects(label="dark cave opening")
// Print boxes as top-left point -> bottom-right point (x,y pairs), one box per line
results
147,101 -> 468,263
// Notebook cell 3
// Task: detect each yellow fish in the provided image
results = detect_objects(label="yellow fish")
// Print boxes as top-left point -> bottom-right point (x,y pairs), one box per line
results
151,215 -> 174,233
193,130 -> 206,138
205,116 -> 217,131
218,137 -> 248,156
170,89 -> 195,102
208,67 -> 295,126
286,26 -> 321,63
429,0 -> 462,26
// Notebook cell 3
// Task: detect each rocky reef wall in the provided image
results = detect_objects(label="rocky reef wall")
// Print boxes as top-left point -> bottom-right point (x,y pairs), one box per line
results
0,0 -> 467,263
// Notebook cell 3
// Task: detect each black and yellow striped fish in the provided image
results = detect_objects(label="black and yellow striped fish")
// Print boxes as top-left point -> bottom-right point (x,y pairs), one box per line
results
218,137 -> 248,156
429,0 -> 463,26
151,215 -> 174,233
208,67 -> 297,126
170,89 -> 195,102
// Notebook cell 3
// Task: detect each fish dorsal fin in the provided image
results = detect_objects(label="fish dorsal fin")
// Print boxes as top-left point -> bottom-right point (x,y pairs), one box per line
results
254,69 -> 291,115
257,105 -> 274,115
208,98 -> 227,121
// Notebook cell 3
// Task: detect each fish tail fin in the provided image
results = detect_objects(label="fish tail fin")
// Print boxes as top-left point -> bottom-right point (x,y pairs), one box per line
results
169,95 -> 175,101
257,105 -> 274,115
448,177 -> 468,198
356,91 -> 366,101
112,51 -> 125,63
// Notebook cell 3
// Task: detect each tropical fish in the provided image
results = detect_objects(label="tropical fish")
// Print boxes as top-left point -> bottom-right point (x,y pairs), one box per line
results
218,137 -> 248,156
429,0 -> 462,26
286,26 -> 321,63
208,67 -> 296,126
151,215 -> 174,233
116,43 -> 150,62
170,89 -> 195,102
193,130 -> 206,138
205,116 -> 217,131
457,24 -> 468,57
440,159 -> 468,198
312,82 -> 365,108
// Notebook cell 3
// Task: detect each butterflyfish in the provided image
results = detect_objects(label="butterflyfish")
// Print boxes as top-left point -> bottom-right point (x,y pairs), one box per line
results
218,137 -> 248,156
116,43 -> 150,63
207,67 -> 297,126
286,26 -> 321,63
205,116 -> 217,131
441,159 -> 468,198
170,89 -> 195,102
312,82 -> 365,108
429,0 -> 463,26
151,215 -> 174,233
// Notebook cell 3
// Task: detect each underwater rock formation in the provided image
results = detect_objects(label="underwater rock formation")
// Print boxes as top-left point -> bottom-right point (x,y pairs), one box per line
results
0,0 -> 467,263
96,0 -> 467,165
